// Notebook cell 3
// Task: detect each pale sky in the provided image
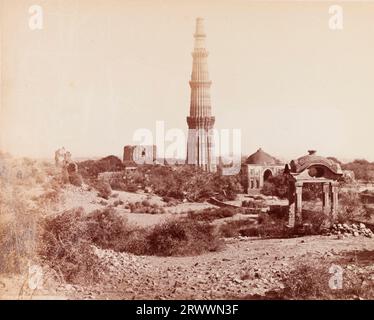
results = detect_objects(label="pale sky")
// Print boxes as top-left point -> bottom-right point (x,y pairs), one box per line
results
1,0 -> 374,162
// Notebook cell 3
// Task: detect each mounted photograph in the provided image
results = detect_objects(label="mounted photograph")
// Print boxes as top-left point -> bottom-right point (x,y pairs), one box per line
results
0,0 -> 374,301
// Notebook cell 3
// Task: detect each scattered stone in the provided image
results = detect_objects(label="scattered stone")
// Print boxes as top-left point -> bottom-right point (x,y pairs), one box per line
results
331,223 -> 373,238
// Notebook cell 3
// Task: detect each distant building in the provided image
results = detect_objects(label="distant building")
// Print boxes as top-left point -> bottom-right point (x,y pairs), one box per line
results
241,148 -> 284,192
123,145 -> 157,167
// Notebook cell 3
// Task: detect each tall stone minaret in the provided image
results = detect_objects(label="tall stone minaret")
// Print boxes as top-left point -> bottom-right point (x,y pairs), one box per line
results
186,18 -> 216,172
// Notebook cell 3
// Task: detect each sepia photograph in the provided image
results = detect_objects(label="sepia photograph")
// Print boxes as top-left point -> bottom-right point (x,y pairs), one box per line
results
0,0 -> 374,307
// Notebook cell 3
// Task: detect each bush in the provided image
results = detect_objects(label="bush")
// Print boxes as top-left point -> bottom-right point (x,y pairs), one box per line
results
68,172 -> 83,186
78,155 -> 123,180
242,200 -> 264,209
38,208 -> 104,284
85,209 -> 136,252
128,201 -> 165,214
300,210 -> 331,234
187,207 -> 237,222
220,213 -> 292,239
146,219 -> 222,256
342,159 -> 374,182
123,165 -> 243,202
261,174 -> 288,199
93,181 -> 112,199
281,260 -> 374,299
108,172 -> 127,191
338,191 -> 365,223
281,262 -> 332,299
219,219 -> 257,238
302,184 -> 322,201
38,207 -> 223,284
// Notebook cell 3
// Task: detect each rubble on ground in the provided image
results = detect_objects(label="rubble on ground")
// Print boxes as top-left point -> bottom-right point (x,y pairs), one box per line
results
331,223 -> 374,238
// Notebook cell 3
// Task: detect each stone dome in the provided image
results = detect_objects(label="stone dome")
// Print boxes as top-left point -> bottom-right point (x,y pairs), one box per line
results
290,150 -> 343,174
245,148 -> 281,165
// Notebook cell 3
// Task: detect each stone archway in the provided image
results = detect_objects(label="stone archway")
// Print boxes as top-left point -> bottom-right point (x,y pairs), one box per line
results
286,151 -> 343,227
263,169 -> 273,182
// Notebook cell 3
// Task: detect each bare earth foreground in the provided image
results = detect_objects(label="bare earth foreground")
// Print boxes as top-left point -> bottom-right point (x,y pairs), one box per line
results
2,234 -> 373,300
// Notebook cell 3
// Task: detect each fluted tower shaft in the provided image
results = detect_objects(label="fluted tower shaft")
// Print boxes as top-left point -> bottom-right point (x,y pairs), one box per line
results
186,18 -> 216,172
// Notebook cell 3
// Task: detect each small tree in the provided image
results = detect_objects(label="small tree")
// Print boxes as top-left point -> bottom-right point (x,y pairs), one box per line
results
261,174 -> 288,199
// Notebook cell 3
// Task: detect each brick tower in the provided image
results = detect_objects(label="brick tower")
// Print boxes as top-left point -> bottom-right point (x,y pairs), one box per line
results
186,18 -> 216,172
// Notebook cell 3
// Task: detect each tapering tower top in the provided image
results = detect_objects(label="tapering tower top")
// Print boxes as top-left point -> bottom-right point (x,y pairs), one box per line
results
194,17 -> 206,49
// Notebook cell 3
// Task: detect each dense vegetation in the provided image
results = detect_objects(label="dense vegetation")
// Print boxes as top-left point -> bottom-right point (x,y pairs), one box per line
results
89,165 -> 243,202
342,159 -> 374,181
261,174 -> 322,200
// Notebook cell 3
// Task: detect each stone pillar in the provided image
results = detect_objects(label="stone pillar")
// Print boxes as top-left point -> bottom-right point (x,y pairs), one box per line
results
288,181 -> 296,227
259,170 -> 264,189
288,203 -> 295,228
295,182 -> 303,224
322,182 -> 330,214
331,183 -> 339,219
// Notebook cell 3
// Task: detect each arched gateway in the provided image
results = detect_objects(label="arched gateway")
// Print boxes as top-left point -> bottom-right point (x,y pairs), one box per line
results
285,150 -> 343,227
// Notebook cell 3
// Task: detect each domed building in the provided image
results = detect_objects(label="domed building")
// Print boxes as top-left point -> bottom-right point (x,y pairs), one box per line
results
241,148 -> 284,192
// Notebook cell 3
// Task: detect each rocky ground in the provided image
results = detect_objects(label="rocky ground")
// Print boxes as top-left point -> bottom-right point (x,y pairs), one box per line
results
3,233 -> 372,300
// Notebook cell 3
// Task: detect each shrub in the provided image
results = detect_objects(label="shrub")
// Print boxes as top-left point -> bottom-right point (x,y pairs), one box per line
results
281,260 -> 374,299
93,181 -> 112,199
187,207 -> 237,222
38,208 -> 222,284
68,172 -> 83,187
78,155 -> 123,180
300,210 -> 331,234
219,219 -> 257,238
281,262 -> 332,299
302,184 -> 322,201
128,201 -> 165,214
337,191 -> 365,223
108,172 -> 127,191
242,200 -> 264,209
123,165 -> 243,202
38,208 -> 105,284
113,199 -> 124,207
342,159 -> 374,182
146,219 -> 222,256
220,213 -> 291,239
261,174 -> 288,199
85,209 -> 135,252
125,184 -> 138,193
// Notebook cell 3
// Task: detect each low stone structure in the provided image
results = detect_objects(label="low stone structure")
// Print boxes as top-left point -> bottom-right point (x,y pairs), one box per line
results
123,145 -> 157,166
285,150 -> 343,227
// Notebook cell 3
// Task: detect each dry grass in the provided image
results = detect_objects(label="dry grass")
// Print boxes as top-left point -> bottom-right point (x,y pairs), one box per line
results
0,157 -> 60,276
280,260 -> 374,300
38,208 -> 105,284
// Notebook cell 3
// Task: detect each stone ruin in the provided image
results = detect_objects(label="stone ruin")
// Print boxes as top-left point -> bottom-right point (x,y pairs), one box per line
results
286,150 -> 343,227
55,147 -> 80,185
